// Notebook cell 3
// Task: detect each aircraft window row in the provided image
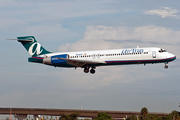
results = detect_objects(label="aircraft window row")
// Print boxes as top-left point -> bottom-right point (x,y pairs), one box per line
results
106,52 -> 148,56
144,52 -> 148,54
70,52 -> 148,58
70,54 -> 104,58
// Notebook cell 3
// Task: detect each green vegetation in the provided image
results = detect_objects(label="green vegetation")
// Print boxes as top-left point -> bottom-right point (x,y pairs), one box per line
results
161,114 -> 172,120
144,114 -> 160,120
94,112 -> 113,120
127,115 -> 137,120
59,113 -> 79,120
141,107 -> 148,117
127,108 -> 180,120
58,109 -> 180,120
171,110 -> 180,120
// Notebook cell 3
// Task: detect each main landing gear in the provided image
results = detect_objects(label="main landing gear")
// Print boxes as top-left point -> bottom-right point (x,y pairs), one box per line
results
84,67 -> 90,73
164,62 -> 168,69
83,67 -> 96,74
90,68 -> 95,74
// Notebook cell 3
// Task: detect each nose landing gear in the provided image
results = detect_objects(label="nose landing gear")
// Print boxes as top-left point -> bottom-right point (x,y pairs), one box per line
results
164,62 -> 168,69
164,64 -> 168,69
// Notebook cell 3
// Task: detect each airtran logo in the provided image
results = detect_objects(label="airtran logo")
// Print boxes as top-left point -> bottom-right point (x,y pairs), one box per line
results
122,49 -> 144,53
28,42 -> 43,56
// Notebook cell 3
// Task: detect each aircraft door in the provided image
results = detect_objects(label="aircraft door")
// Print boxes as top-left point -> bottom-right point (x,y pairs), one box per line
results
152,51 -> 156,58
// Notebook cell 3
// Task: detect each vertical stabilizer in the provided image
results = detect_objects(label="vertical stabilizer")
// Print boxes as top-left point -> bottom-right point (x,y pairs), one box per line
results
17,36 -> 51,56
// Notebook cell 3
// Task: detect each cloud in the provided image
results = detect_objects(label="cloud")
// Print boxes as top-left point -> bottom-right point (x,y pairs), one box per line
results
0,0 -> 16,7
0,0 -> 118,19
0,18 -> 25,30
144,7 -> 178,18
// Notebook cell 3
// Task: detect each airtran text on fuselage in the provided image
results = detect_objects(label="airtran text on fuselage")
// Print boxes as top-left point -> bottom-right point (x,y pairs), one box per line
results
121,49 -> 144,54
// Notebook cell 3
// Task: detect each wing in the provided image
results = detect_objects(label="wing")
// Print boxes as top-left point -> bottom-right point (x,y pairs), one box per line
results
56,57 -> 106,67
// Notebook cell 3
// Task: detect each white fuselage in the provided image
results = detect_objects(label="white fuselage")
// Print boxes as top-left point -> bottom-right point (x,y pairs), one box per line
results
39,47 -> 176,68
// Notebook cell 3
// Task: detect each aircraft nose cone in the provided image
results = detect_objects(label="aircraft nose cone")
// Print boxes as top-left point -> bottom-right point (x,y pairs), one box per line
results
168,53 -> 176,61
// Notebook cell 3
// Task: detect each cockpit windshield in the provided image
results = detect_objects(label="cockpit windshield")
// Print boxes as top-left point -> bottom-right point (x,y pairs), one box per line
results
159,49 -> 167,53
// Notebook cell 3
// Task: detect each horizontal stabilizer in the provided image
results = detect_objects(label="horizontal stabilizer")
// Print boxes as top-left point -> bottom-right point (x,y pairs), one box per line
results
6,39 -> 33,42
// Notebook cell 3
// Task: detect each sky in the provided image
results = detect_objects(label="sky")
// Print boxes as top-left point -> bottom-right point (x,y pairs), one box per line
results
0,0 -> 180,114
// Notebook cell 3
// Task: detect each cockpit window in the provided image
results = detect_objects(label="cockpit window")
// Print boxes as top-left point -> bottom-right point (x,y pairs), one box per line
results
163,50 -> 166,52
159,49 -> 167,53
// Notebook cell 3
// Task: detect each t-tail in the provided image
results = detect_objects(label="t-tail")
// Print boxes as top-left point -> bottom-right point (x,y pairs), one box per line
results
16,36 -> 51,56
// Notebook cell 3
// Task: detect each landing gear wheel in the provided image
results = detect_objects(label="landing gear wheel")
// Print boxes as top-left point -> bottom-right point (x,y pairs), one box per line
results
90,69 -> 95,74
164,64 -> 168,69
84,67 -> 90,73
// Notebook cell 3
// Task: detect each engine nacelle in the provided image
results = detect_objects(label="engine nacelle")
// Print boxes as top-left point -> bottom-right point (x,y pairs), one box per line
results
43,56 -> 51,64
43,54 -> 68,65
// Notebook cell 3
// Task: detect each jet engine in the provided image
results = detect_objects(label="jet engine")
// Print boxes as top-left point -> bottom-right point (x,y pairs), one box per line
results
43,54 -> 69,65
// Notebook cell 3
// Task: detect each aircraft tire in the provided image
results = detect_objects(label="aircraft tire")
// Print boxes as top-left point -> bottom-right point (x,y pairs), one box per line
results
164,65 -> 168,69
84,68 -> 89,73
90,69 -> 95,74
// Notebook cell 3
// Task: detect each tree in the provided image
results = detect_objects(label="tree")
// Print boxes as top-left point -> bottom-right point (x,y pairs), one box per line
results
171,110 -> 179,120
59,113 -> 79,120
127,115 -> 137,120
94,112 -> 112,120
141,107 -> 148,117
69,113 -> 79,119
140,107 -> 148,120
146,114 -> 160,120
59,114 -> 70,120
161,115 -> 172,120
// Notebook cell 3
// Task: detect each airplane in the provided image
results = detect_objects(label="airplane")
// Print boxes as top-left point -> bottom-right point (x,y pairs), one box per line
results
7,36 -> 176,74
